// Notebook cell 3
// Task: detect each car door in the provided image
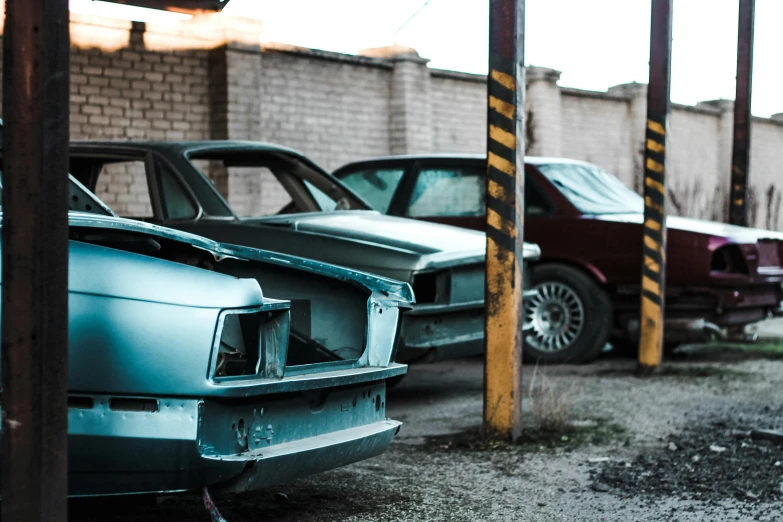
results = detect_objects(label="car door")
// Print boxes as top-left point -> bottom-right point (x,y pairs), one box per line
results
392,159 -> 487,231
393,160 -> 558,238
69,149 -> 162,222
335,161 -> 411,215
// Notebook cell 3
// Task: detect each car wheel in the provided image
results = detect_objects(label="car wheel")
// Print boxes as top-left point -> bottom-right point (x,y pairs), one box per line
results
523,263 -> 611,364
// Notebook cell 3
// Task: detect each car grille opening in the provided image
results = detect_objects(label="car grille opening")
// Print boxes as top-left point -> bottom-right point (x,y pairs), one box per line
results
213,307 -> 290,382
216,313 -> 261,378
412,271 -> 438,303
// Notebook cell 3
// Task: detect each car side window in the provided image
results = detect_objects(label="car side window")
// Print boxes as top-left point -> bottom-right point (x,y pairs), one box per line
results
339,168 -> 404,213
303,180 -> 337,211
93,160 -> 153,218
407,167 -> 485,218
156,160 -> 198,220
525,182 -> 551,216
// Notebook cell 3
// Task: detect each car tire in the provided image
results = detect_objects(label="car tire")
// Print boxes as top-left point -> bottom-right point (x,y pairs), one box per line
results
523,263 -> 611,364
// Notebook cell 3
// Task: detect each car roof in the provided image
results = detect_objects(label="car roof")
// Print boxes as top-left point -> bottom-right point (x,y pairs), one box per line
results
334,153 -> 595,169
70,140 -> 310,160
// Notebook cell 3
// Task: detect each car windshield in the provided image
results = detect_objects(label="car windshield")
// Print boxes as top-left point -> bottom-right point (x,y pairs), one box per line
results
536,162 -> 644,215
187,151 -> 359,217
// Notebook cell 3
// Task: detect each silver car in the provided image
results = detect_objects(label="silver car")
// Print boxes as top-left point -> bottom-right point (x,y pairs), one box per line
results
68,141 -> 541,363
0,176 -> 411,497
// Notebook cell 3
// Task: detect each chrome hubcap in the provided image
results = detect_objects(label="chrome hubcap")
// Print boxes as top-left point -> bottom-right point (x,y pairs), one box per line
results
523,281 -> 585,352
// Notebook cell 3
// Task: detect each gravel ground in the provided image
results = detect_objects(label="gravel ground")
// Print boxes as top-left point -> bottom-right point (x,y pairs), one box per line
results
71,346 -> 783,521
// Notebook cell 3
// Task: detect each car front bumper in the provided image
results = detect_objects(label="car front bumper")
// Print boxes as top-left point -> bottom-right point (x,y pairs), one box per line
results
398,300 -> 485,362
66,376 -> 400,497
614,282 -> 783,341
397,289 -> 540,362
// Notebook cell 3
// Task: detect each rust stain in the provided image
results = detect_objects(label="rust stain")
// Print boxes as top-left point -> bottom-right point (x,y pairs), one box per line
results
639,296 -> 663,367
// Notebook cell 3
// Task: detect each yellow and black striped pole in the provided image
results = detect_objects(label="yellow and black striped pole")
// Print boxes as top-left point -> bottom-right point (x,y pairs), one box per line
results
638,0 -> 673,373
484,0 -> 525,440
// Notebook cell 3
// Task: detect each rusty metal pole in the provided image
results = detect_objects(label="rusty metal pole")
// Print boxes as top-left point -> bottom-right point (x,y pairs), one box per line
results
2,0 -> 71,519
638,0 -> 673,373
484,0 -> 525,440
729,0 -> 755,227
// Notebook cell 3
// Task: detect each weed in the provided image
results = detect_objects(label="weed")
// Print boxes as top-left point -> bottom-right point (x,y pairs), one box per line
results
528,363 -> 577,433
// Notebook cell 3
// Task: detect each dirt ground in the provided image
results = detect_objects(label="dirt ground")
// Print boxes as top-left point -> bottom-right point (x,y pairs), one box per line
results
71,344 -> 783,521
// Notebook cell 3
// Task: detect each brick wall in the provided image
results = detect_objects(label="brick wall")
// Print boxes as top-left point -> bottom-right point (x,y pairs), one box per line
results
430,71 -> 486,153
748,119 -> 783,229
93,160 -> 153,217
560,91 -> 633,185
666,106 -> 726,221
258,46 -> 392,170
68,16 -> 214,142
5,13 -> 783,231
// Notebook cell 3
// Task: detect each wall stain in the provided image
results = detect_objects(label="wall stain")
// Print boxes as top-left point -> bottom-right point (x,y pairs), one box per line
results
765,185 -> 782,231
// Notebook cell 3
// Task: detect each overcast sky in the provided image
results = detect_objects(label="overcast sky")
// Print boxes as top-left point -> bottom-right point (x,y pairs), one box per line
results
220,0 -> 782,118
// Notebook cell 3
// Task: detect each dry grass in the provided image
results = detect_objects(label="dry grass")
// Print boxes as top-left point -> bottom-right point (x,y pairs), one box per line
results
527,363 -> 577,433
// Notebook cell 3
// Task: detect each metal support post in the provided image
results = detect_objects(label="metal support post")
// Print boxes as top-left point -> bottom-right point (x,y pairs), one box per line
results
2,0 -> 71,520
638,0 -> 673,373
484,0 -> 525,440
729,0 -> 755,227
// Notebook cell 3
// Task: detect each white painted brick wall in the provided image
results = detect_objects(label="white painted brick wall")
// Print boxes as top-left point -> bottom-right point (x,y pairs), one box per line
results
560,92 -> 632,183
3,15 -> 783,231
430,73 -> 486,153
258,51 -> 392,171
666,108 -> 725,221
68,27 -> 211,142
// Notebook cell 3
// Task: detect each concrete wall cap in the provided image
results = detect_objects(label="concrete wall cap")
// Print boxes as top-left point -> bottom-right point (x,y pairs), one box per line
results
526,66 -> 562,83
359,45 -> 429,64
697,99 -> 734,112
607,82 -> 647,97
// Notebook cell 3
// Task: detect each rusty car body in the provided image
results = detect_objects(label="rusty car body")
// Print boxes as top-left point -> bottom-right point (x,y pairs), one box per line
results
66,141 -> 541,364
0,174 -> 411,497
333,154 -> 783,363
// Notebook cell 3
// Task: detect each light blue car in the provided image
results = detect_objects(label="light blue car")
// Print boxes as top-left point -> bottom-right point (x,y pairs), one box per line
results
0,175 -> 411,497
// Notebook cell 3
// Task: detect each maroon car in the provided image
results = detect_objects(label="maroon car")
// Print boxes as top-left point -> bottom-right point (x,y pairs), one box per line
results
333,154 -> 783,363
